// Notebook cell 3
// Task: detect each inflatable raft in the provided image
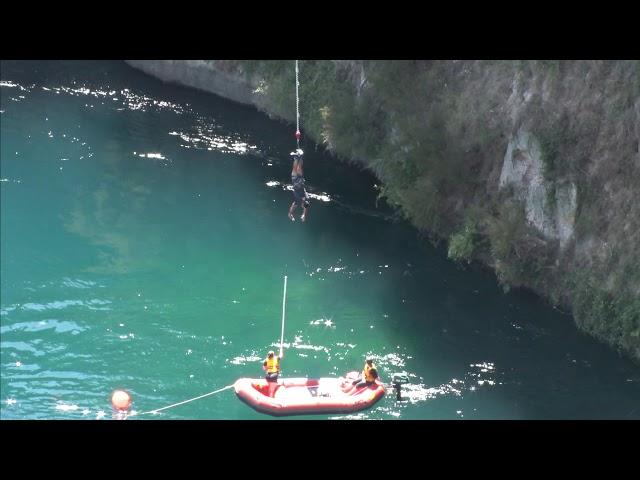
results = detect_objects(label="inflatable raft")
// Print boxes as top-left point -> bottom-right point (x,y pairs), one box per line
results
234,371 -> 385,416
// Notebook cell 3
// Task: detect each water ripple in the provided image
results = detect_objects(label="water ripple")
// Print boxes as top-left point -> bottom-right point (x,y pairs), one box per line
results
19,299 -> 111,312
168,129 -> 258,155
0,319 -> 85,335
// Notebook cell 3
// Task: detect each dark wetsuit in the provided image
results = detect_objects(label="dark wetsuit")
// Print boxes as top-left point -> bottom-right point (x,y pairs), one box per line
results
292,174 -> 308,207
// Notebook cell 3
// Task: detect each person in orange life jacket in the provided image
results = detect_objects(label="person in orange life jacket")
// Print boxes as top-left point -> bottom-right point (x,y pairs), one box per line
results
288,149 -> 309,222
263,350 -> 282,397
352,358 -> 378,388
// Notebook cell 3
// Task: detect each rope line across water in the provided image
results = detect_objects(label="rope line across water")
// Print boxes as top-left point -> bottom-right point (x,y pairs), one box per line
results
139,384 -> 234,415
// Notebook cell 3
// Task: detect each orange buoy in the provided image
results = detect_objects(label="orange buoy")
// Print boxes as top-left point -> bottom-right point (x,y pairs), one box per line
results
111,390 -> 132,410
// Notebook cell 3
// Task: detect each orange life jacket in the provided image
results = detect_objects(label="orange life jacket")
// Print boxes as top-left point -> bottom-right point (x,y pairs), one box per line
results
363,363 -> 376,382
266,356 -> 280,374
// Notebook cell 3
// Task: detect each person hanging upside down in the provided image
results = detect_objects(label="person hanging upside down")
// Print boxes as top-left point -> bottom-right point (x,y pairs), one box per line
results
288,149 -> 309,222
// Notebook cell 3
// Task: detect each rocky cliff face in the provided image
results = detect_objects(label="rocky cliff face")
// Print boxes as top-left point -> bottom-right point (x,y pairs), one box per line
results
125,60 -> 640,361
500,128 -> 577,250
127,60 -> 255,106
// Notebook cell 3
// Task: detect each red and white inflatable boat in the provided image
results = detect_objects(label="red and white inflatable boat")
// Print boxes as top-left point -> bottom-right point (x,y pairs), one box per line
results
234,371 -> 385,416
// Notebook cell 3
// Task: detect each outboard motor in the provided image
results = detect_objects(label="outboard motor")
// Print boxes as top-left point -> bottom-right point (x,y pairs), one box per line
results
391,373 -> 409,401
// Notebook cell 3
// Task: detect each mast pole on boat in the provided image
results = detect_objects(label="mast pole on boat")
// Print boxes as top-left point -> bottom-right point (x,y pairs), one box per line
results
280,275 -> 287,358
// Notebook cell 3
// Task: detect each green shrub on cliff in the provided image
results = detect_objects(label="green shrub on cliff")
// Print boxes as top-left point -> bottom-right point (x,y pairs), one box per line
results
448,220 -> 478,264
572,274 -> 640,358
485,199 -> 556,292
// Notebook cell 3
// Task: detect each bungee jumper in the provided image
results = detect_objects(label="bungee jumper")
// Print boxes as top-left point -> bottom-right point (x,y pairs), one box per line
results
287,60 -> 310,222
288,148 -> 309,222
